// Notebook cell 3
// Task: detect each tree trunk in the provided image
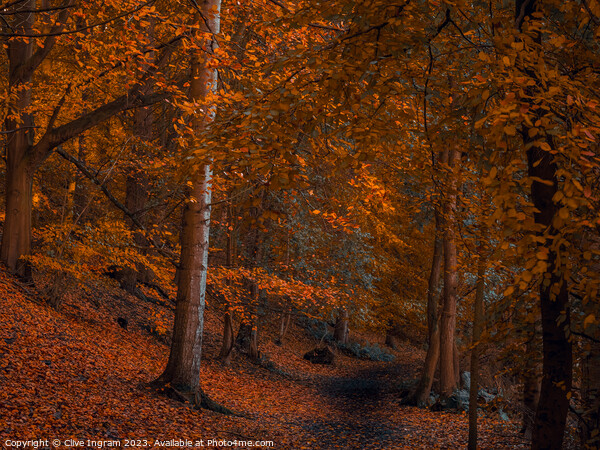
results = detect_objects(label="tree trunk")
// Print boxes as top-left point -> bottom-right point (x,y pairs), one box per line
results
218,310 -> 234,364
157,1 -> 221,393
413,209 -> 444,406
71,16 -> 89,222
159,163 -> 212,390
468,254 -> 486,450
121,170 -> 149,292
439,148 -> 459,398
512,2 -> 572,447
121,21 -> 154,292
525,80 -> 571,450
235,283 -> 260,360
236,322 -> 259,359
219,202 -> 235,361
453,339 -> 460,388
581,341 -> 600,448
2,160 -> 34,276
276,304 -> 292,345
334,308 -> 349,346
249,325 -> 260,360
248,283 -> 260,359
521,321 -> 541,440
531,259 -> 571,450
1,1 -> 35,276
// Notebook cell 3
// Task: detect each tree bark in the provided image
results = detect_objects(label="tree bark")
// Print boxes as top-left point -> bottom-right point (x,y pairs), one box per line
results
513,2 -> 573,447
468,254 -> 486,449
121,169 -> 150,292
123,101 -> 152,290
521,320 -> 541,441
158,0 -> 221,392
276,304 -> 292,345
218,310 -> 234,363
159,163 -> 213,390
219,203 -> 235,362
122,19 -> 155,291
581,341 -> 600,448
413,209 -> 444,406
235,282 -> 260,360
2,159 -> 34,276
334,308 -> 350,346
531,254 -> 571,450
1,1 -> 36,276
439,148 -> 459,398
453,339 -> 460,388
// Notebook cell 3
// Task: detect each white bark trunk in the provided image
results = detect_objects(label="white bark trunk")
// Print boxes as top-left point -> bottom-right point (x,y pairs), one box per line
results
158,0 -> 221,392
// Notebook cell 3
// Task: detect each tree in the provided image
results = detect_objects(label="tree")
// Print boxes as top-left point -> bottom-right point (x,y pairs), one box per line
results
1,1 -> 169,276
514,1 -> 572,446
439,147 -> 460,398
468,248 -> 486,450
156,0 -> 222,406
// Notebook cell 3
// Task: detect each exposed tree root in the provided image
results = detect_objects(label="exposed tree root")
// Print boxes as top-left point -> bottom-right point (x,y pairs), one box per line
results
149,380 -> 248,417
194,389 -> 245,417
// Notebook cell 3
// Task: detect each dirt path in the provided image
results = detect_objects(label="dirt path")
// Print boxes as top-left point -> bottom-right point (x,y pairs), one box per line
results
266,358 -> 527,450
284,362 -> 418,449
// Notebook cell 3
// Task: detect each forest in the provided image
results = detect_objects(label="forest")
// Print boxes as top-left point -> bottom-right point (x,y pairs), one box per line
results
0,0 -> 598,449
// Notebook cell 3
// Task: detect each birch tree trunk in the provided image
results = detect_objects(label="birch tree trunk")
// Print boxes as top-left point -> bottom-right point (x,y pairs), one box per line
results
158,0 -> 221,392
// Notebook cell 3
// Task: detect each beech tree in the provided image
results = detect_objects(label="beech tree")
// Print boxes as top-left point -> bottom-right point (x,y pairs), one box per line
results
1,0 -> 169,276
515,1 -> 571,446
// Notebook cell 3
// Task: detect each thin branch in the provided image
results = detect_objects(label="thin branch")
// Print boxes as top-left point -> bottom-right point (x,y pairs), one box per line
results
0,125 -> 41,134
46,83 -> 72,132
188,0 -> 214,35
308,23 -> 346,32
0,0 -> 27,11
54,146 -> 179,267
0,3 -> 74,14
570,329 -> 600,344
0,0 -> 156,37
266,0 -> 290,12
448,16 -> 482,48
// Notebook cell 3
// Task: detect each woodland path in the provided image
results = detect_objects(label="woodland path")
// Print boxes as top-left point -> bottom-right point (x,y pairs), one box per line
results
285,361 -> 420,449
262,356 -> 528,450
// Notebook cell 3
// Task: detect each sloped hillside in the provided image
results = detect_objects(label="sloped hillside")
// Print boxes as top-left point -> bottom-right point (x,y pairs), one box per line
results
0,268 -> 528,449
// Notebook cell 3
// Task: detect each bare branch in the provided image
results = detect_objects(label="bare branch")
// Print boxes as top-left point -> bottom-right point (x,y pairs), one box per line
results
0,0 -> 156,37
0,3 -> 74,14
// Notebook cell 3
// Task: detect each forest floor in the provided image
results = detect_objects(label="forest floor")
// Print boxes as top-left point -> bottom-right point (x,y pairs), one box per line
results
0,267 -> 534,449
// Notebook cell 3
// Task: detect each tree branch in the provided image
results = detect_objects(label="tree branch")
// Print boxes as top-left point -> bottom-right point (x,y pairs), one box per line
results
54,146 -> 179,266
0,3 -> 74,15
18,5 -> 73,79
570,329 -> 600,344
31,90 -> 170,167
0,0 -> 155,37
